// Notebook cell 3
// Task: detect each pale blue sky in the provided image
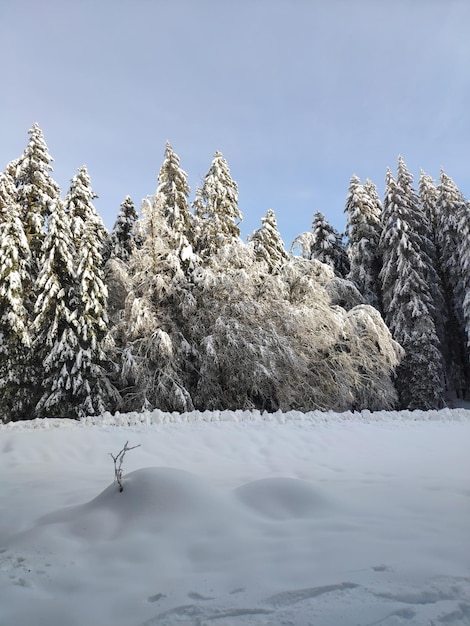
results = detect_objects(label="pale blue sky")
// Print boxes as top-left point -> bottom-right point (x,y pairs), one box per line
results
2,0 -> 470,247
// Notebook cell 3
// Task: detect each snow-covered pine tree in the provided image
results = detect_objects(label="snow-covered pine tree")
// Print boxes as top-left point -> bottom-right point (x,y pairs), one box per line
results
13,123 -> 60,275
192,151 -> 242,257
344,175 -> 382,309
459,199 -> 470,350
436,170 -> 469,397
417,170 -> 449,380
436,170 -> 470,397
32,198 -> 83,418
303,211 -> 350,278
104,195 -> 139,263
64,165 -> 108,255
155,141 -> 193,264
0,171 -> 32,422
249,209 -> 288,273
380,164 -> 444,409
73,214 -> 119,417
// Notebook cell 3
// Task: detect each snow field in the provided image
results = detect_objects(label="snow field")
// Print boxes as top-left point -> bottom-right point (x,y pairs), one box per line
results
1,409 -> 469,625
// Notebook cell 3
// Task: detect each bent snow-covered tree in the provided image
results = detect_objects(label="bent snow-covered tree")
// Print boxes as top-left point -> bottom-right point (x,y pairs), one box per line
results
187,245 -> 401,412
111,193 -> 196,413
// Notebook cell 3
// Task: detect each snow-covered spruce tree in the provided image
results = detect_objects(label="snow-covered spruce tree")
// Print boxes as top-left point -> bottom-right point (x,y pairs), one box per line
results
64,165 -> 108,255
32,198 -> 82,418
155,141 -> 193,264
458,199 -> 470,354
380,165 -> 444,409
104,195 -> 139,263
418,171 -> 449,381
72,215 -> 120,417
0,171 -> 32,422
397,158 -> 444,329
435,170 -> 469,397
249,209 -> 288,273
292,212 -> 350,278
344,175 -> 383,310
13,123 -> 60,277
192,151 -> 242,257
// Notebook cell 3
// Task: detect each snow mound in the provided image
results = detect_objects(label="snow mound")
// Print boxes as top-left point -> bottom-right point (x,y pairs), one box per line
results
234,477 -> 332,520
37,467 -> 242,539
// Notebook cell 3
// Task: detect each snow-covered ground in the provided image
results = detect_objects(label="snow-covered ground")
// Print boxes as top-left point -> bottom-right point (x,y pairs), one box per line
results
1,408 -> 469,626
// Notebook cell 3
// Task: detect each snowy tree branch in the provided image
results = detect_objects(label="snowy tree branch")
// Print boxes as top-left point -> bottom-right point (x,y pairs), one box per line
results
109,441 -> 140,492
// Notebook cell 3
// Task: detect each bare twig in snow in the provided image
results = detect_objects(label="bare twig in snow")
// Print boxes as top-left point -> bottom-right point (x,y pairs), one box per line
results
109,441 -> 140,492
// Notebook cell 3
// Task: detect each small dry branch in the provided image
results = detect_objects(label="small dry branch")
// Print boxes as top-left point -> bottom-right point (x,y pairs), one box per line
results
109,441 -> 140,492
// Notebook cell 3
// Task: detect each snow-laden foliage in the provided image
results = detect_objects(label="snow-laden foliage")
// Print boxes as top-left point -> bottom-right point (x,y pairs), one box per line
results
380,163 -> 444,409
0,172 -> 32,422
108,219 -> 401,414
189,249 -> 400,412
193,151 -> 242,256
344,175 -> 383,309
109,195 -> 197,413
5,125 -> 470,419
249,209 -> 288,273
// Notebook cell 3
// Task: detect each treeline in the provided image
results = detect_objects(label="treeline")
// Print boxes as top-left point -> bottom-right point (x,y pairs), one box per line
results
0,125 -> 467,421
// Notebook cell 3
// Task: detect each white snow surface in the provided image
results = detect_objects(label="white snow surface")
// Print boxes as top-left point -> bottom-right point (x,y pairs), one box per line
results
1,408 -> 469,625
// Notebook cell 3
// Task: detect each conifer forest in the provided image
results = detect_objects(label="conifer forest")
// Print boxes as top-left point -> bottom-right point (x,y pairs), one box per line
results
1,124 -> 469,422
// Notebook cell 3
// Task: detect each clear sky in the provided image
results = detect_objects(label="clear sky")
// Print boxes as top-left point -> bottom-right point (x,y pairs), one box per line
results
2,0 -> 470,248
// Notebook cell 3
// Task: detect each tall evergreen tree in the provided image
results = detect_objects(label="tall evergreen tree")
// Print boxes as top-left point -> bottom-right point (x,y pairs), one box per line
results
436,170 -> 469,397
0,171 -> 32,422
155,141 -> 193,262
380,165 -> 444,409
458,199 -> 470,347
344,175 -> 382,309
33,198 -> 82,417
193,151 -> 241,256
73,215 -> 118,416
13,123 -> 60,274
249,209 -> 288,273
